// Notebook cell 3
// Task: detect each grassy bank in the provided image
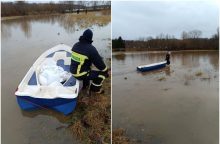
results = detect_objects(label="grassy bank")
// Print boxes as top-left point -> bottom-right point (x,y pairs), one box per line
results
113,48 -> 220,52
1,15 -> 25,20
66,76 -> 111,143
113,32 -> 219,51
1,9 -> 111,21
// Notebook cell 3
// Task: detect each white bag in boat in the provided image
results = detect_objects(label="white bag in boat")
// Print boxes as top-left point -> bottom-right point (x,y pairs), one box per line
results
38,59 -> 71,86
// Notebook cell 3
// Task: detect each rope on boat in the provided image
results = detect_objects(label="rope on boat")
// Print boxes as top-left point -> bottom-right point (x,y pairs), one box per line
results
17,96 -> 56,112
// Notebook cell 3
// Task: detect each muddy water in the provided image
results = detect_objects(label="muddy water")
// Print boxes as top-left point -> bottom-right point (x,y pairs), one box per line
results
112,51 -> 218,144
1,12 -> 110,144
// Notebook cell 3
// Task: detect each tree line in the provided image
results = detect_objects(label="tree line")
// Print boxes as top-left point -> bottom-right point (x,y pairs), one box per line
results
113,29 -> 219,51
1,1 -> 111,17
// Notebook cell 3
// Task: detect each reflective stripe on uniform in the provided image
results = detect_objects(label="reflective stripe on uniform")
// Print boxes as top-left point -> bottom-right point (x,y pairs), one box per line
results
91,75 -> 105,86
98,75 -> 105,80
71,51 -> 88,76
71,52 -> 88,62
91,82 -> 102,87
102,67 -> 108,72
72,72 -> 88,77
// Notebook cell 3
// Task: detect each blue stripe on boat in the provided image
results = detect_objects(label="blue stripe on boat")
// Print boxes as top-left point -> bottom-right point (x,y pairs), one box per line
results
28,72 -> 37,85
18,96 -> 75,106
16,96 -> 77,115
52,100 -> 77,115
66,52 -> 71,57
46,52 -> 55,58
56,59 -> 70,72
17,97 -> 38,110
63,76 -> 76,86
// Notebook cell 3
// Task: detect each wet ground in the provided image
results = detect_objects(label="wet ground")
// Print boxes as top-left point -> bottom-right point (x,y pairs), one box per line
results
1,11 -> 111,144
112,51 -> 218,144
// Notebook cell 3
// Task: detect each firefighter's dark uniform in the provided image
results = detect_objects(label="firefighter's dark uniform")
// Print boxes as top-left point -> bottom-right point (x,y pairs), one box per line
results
70,29 -> 108,93
165,52 -> 170,65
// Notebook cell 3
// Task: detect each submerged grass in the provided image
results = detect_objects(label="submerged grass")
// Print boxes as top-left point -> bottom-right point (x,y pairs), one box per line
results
158,76 -> 166,81
112,128 -> 130,144
195,71 -> 203,76
67,76 -> 111,143
70,120 -> 84,140
65,10 -> 111,30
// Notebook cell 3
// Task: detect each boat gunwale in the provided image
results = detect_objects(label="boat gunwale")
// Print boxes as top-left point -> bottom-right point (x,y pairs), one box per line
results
137,61 -> 167,69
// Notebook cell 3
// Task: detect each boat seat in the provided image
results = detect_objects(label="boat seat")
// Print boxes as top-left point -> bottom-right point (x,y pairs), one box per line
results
63,75 -> 76,86
56,60 -> 77,87
56,59 -> 70,72
28,72 -> 37,85
66,51 -> 71,57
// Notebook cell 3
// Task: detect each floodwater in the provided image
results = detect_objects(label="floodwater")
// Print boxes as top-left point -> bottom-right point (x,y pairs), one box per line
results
112,51 -> 218,144
1,12 -> 110,144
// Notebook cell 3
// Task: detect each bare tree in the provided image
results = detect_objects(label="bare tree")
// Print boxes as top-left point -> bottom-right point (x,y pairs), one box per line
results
188,30 -> 202,39
77,1 -> 84,9
1,1 -> 110,17
212,27 -> 219,40
92,1 -> 98,10
181,31 -> 188,39
64,1 -> 74,12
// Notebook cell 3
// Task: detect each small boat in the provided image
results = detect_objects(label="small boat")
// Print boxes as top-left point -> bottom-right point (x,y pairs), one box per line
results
137,61 -> 167,72
15,44 -> 81,115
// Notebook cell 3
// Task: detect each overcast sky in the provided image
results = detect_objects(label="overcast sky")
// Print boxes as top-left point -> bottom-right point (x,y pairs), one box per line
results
112,1 -> 219,40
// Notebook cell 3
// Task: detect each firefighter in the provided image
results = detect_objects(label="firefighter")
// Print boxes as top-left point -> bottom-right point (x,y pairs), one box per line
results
165,51 -> 171,65
70,29 -> 108,94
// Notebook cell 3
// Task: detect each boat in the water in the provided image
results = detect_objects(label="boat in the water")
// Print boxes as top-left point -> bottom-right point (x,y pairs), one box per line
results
137,61 -> 167,72
15,44 -> 81,115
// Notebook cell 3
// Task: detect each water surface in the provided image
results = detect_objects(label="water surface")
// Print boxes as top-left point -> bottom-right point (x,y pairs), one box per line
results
112,51 -> 218,144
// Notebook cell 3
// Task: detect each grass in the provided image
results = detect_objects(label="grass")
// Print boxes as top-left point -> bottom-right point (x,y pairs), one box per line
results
70,120 -> 84,140
158,76 -> 166,81
1,16 -> 24,20
112,128 -> 130,144
67,76 -> 111,143
65,11 -> 111,29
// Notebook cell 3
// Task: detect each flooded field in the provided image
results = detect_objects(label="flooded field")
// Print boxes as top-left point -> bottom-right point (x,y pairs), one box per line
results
1,11 -> 110,144
112,51 -> 218,144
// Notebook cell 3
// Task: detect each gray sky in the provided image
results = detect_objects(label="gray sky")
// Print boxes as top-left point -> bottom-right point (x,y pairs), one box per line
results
112,1 -> 219,40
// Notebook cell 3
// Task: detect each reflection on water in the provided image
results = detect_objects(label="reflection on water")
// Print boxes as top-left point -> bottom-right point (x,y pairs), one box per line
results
113,51 -> 218,144
21,109 -> 71,124
21,19 -> 32,38
2,12 -> 110,39
2,11 -> 110,144
165,66 -> 171,76
114,53 -> 126,61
